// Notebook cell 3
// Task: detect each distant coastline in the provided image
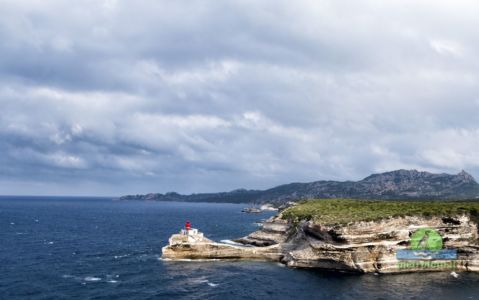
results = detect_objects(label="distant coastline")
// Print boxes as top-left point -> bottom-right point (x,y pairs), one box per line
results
119,169 -> 479,205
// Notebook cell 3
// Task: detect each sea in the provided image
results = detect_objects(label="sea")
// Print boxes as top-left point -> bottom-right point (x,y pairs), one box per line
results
1,196 -> 478,300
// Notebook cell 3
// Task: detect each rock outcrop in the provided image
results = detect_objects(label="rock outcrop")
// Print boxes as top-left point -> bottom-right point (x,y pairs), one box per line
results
162,214 -> 479,273
161,228 -> 281,261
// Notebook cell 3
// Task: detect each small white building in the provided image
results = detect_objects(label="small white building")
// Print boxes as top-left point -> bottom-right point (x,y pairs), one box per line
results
169,228 -> 206,245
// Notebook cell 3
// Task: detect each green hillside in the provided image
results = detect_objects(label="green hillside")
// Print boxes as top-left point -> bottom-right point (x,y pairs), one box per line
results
281,198 -> 479,225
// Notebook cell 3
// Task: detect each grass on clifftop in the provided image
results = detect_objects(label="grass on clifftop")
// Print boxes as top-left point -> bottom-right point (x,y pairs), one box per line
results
281,199 -> 479,225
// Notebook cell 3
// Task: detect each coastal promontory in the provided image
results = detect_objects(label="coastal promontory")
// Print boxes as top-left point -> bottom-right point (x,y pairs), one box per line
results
162,199 -> 479,273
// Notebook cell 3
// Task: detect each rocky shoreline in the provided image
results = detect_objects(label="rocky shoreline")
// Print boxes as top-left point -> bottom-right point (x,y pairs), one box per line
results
162,212 -> 479,274
161,227 -> 281,261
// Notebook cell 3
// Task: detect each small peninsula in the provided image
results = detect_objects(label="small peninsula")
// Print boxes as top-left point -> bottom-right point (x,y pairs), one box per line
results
162,199 -> 479,273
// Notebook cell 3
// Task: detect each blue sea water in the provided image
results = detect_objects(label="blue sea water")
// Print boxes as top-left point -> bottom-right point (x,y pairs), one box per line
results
1,196 -> 478,300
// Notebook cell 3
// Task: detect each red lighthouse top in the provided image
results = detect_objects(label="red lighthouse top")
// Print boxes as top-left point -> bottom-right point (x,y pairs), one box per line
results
185,221 -> 191,230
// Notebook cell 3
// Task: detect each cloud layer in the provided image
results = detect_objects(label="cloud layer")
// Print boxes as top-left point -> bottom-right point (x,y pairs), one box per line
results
1,0 -> 479,195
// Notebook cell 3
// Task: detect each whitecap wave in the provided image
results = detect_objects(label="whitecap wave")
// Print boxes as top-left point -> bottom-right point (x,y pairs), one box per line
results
220,239 -> 243,246
160,258 -> 222,262
159,257 -> 172,261
190,277 -> 220,287
84,276 -> 102,282
106,274 -> 120,281
192,279 -> 209,284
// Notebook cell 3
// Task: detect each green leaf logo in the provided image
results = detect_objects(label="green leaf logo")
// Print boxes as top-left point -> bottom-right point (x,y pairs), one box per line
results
410,228 -> 443,251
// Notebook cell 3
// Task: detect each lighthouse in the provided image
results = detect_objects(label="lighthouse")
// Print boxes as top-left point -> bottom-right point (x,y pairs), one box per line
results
168,221 -> 205,245
170,220 -> 204,245
182,220 -> 195,235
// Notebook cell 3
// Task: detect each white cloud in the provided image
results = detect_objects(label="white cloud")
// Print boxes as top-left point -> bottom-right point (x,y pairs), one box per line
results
419,129 -> 479,169
430,39 -> 464,57
48,153 -> 87,169
1,0 -> 479,195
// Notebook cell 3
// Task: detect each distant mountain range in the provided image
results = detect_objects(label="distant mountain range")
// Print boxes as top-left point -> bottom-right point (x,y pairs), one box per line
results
119,170 -> 479,204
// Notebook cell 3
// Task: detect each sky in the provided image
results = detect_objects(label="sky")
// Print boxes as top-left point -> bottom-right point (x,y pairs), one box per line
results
1,0 -> 479,196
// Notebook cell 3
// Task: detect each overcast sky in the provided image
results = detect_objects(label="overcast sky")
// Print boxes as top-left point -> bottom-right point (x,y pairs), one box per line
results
1,0 -> 479,196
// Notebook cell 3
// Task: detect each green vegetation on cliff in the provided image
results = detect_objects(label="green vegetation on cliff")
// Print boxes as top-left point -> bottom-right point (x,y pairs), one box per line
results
281,199 -> 479,224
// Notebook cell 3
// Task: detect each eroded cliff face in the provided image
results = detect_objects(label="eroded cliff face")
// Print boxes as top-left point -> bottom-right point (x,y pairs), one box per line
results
238,214 -> 479,273
235,219 -> 291,246
162,214 -> 479,273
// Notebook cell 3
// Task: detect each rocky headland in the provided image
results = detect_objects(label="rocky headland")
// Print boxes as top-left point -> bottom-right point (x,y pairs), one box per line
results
121,170 -> 479,205
162,230 -> 281,261
162,199 -> 479,274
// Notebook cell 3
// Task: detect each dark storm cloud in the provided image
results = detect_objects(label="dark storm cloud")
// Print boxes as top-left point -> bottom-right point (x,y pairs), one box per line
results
1,0 -> 479,195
